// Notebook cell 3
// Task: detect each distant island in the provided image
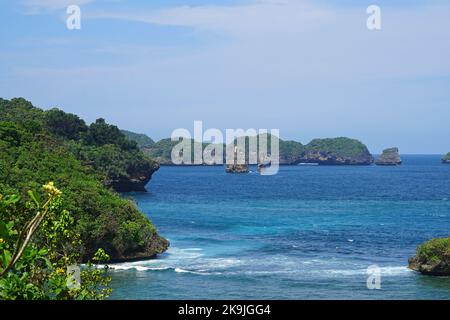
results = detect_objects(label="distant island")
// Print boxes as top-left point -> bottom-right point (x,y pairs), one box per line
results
123,132 -> 374,166
443,152 -> 450,164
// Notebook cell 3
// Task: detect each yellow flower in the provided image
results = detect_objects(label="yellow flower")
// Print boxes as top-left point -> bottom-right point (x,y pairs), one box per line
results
56,267 -> 65,275
43,182 -> 62,197
0,238 -> 4,244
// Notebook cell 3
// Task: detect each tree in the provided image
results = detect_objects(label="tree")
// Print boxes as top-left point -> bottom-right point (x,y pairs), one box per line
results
45,108 -> 87,140
84,118 -> 137,150
0,183 -> 111,300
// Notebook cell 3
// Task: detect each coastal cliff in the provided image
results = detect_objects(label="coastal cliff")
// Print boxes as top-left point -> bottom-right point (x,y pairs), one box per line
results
0,98 -> 168,263
375,147 -> 402,166
109,233 -> 169,263
109,160 -> 160,192
408,237 -> 450,276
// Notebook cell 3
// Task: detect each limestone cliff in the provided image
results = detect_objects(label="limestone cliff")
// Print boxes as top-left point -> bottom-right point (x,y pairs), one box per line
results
375,147 -> 402,166
408,237 -> 450,276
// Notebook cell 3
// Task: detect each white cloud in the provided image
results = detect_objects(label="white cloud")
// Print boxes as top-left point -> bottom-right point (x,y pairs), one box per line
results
89,0 -> 334,36
21,0 -> 94,13
86,0 -> 450,81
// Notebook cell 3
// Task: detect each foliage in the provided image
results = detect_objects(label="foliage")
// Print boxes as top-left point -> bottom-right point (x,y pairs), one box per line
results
68,142 -> 159,185
416,237 -> 450,264
127,130 -> 372,165
305,137 -> 370,158
0,184 -> 111,300
121,130 -> 155,149
144,138 -> 184,163
0,98 -> 163,262
443,153 -> 450,161
45,108 -> 87,140
83,118 -> 137,151
142,136 -> 370,164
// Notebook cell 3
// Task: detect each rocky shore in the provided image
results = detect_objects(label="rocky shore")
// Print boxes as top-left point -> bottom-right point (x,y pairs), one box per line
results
110,162 -> 160,192
408,237 -> 450,276
109,233 -> 170,263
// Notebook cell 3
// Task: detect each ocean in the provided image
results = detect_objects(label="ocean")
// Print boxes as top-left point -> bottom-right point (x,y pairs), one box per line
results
109,155 -> 450,299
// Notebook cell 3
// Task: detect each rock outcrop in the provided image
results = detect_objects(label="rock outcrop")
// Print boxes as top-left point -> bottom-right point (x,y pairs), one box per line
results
110,162 -> 160,192
225,163 -> 249,173
408,237 -> 450,276
375,147 -> 402,166
109,233 -> 170,263
442,153 -> 450,164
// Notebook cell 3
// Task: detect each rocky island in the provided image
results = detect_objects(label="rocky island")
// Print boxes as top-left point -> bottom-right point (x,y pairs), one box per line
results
442,153 -> 450,164
408,237 -> 450,276
126,132 -> 375,166
298,137 -> 373,165
375,147 -> 402,166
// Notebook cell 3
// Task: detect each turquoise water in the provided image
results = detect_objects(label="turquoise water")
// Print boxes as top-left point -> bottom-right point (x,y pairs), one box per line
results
110,155 -> 450,299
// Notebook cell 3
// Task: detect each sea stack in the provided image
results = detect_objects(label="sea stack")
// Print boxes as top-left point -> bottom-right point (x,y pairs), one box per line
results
226,145 -> 249,174
442,153 -> 450,164
226,164 -> 249,173
375,147 -> 402,166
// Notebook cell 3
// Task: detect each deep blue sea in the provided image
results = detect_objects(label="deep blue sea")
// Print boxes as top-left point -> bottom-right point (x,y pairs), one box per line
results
110,155 -> 450,300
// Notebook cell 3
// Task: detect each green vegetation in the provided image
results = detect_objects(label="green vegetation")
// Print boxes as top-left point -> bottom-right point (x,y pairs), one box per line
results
305,137 -> 369,158
0,98 -> 167,263
416,237 -> 450,264
121,130 -> 155,149
276,138 -> 304,164
230,134 -> 305,165
409,237 -> 450,276
443,152 -> 450,163
144,138 -> 182,164
125,132 -> 371,165
143,138 -> 215,165
0,183 -> 111,300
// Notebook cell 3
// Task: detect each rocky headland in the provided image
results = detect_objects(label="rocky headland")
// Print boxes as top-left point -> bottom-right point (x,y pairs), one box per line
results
408,237 -> 450,276
109,161 -> 160,192
0,98 -> 169,263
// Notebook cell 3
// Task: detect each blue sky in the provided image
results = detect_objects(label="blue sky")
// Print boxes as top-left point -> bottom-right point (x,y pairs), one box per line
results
1,0 -> 450,153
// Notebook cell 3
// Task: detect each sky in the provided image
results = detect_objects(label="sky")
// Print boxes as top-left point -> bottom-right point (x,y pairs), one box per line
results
1,0 -> 450,154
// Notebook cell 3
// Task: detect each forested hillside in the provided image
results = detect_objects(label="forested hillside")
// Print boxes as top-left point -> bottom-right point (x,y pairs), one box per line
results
0,98 -> 168,262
